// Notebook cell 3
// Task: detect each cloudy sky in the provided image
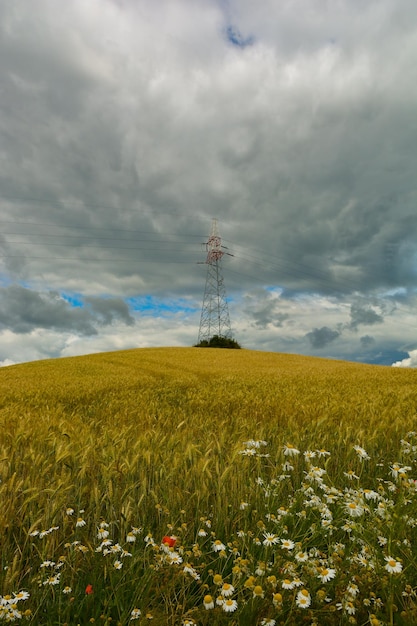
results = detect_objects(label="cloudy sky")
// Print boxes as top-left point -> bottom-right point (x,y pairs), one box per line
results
0,0 -> 416,367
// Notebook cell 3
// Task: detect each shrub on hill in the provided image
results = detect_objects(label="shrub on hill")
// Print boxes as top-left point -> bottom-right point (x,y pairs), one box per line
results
194,334 -> 241,349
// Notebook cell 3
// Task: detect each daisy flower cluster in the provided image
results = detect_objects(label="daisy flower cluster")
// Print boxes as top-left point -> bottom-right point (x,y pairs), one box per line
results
1,433 -> 417,624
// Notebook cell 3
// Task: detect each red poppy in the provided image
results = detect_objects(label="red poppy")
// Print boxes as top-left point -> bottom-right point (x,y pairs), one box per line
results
85,584 -> 94,595
162,536 -> 176,548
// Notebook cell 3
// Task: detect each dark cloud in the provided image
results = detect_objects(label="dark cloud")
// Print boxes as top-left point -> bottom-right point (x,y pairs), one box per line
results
0,0 -> 415,365
305,326 -> 341,349
349,303 -> 384,330
360,335 -> 376,348
243,289 -> 289,329
85,297 -> 134,326
0,286 -> 134,335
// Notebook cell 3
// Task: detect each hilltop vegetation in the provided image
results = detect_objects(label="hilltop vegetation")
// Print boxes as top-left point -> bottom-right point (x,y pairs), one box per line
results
1,348 -> 416,625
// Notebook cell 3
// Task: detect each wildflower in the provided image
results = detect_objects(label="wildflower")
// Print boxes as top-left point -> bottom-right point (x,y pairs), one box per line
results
197,529 -> 207,536
130,608 -> 141,620
344,470 -> 359,480
378,536 -> 387,546
295,551 -> 309,563
317,448 -> 331,458
282,579 -> 295,590
13,591 -> 30,601
253,585 -> 264,598
281,539 -> 295,550
244,576 -> 256,589
76,517 -> 86,528
222,598 -> 238,612
162,535 -> 176,548
384,556 -> 403,574
260,620 -> 276,626
113,560 -> 123,570
97,527 -> 109,540
304,450 -> 316,461
212,539 -> 226,552
43,574 -> 60,586
345,501 -> 364,517
167,552 -> 182,565
183,564 -> 200,580
221,583 -> 235,597
353,445 -> 370,460
203,594 -> 214,610
85,584 -> 94,595
216,595 -> 224,606
273,592 -> 283,607
283,443 -> 300,457
66,508 -> 75,516
267,575 -> 277,587
182,620 -> 196,626
263,532 -> 279,546
255,562 -> 266,576
213,574 -> 223,585
63,586 -> 72,594
296,589 -> 311,608
240,501 -> 249,510
346,582 -> 359,597
318,568 -> 336,583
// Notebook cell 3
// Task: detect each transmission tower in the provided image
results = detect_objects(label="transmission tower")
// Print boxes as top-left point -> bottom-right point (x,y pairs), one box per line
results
197,218 -> 233,343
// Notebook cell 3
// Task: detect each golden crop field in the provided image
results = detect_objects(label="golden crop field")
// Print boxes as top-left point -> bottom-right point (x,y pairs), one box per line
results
1,347 -> 417,625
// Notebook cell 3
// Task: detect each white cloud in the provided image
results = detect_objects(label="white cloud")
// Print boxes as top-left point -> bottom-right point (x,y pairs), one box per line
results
392,350 -> 417,368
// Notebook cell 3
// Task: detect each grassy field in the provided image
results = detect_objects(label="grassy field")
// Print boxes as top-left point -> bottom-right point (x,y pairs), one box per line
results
1,347 -> 417,625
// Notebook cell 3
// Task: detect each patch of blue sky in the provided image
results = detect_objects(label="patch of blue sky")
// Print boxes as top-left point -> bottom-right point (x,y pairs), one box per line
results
225,24 -> 254,48
264,285 -> 284,295
127,295 -> 199,317
61,293 -> 85,308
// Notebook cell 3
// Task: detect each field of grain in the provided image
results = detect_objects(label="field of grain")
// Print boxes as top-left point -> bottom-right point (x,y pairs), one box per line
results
1,347 -> 416,625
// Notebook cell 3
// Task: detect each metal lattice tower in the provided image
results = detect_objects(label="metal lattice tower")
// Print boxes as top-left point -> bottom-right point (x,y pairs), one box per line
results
197,218 -> 233,343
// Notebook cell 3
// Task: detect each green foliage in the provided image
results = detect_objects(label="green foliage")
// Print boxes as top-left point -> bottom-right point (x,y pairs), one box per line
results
194,334 -> 242,349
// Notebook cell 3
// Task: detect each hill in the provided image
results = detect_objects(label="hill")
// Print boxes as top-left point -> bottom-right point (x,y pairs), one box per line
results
1,348 -> 417,624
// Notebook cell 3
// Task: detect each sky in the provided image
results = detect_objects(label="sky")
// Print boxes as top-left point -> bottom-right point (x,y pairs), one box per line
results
0,0 -> 416,367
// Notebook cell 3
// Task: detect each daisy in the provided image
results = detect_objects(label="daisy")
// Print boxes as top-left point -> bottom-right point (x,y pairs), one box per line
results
113,560 -> 123,570
97,527 -> 109,540
295,551 -> 309,563
203,594 -> 214,610
263,532 -> 279,546
282,579 -> 295,590
384,556 -> 403,574
62,586 -> 72,594
260,620 -> 276,626
76,518 -> 86,528
212,539 -> 226,552
318,568 -> 336,583
345,501 -> 364,517
283,443 -> 300,457
43,574 -> 60,586
253,585 -> 264,598
130,608 -> 141,620
281,539 -> 295,550
221,583 -> 235,597
353,445 -> 370,460
273,592 -> 283,607
296,589 -> 311,608
222,599 -> 238,613
13,591 -> 30,601
66,508 -> 74,516
126,532 -> 136,543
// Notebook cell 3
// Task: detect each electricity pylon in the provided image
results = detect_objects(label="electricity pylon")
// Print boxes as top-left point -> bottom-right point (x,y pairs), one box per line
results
197,218 -> 233,343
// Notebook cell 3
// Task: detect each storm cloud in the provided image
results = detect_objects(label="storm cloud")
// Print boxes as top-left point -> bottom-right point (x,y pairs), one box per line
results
0,0 -> 415,366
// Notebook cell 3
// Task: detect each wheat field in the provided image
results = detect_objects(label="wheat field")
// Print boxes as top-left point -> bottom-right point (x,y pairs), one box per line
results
1,348 -> 416,625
